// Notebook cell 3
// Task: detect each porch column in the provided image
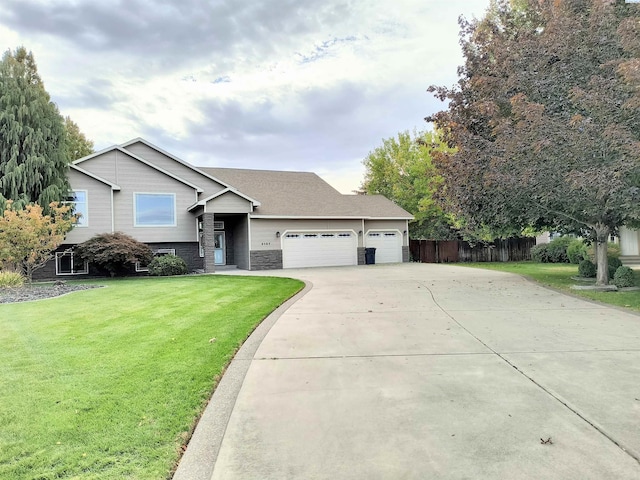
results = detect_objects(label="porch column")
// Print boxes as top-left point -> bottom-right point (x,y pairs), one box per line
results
202,212 -> 216,273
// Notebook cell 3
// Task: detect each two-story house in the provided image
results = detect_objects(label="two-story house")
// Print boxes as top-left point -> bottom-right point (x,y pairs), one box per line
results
37,138 -> 413,279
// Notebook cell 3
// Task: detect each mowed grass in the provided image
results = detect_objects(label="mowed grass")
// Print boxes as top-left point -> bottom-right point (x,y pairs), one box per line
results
461,262 -> 640,311
0,275 -> 303,479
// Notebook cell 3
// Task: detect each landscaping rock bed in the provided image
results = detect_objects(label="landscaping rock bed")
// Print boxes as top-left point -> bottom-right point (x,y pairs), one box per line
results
0,284 -> 102,304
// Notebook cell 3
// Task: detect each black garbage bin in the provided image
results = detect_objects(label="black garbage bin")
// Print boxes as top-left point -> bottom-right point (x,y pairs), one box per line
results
365,247 -> 376,265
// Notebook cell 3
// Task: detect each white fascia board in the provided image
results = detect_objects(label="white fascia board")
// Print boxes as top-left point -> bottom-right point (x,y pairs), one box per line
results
249,215 -> 414,220
73,145 -> 203,193
187,188 -> 261,212
187,200 -> 206,212
72,144 -> 122,164
118,137 -> 236,190
70,164 -> 121,190
204,188 -> 261,206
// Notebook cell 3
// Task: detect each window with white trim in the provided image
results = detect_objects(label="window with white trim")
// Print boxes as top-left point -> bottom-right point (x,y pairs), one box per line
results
134,193 -> 176,226
56,251 -> 88,275
65,190 -> 88,227
136,248 -> 176,272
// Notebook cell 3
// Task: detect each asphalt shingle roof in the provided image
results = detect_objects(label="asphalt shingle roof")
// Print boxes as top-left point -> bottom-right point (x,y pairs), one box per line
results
200,167 -> 412,219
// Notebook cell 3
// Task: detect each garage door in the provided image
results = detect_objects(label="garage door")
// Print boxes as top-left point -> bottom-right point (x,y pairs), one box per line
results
282,231 -> 357,269
366,231 -> 402,263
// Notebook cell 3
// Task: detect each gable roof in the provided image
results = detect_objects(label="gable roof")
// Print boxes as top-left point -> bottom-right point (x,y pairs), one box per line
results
201,167 -> 413,219
74,146 -> 204,193
70,164 -> 121,190
187,187 -> 261,212
119,138 -> 237,191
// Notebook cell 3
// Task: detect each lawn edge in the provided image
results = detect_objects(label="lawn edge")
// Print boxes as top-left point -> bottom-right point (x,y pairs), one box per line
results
460,263 -> 640,318
172,279 -> 312,480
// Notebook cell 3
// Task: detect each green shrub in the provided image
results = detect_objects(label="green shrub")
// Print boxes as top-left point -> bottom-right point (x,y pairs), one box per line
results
532,236 -> 572,263
531,243 -> 551,263
567,239 -> 588,264
612,266 -> 635,288
76,232 -> 153,277
546,236 -> 572,263
148,255 -> 188,276
607,257 -> 623,279
0,270 -> 25,288
578,259 -> 596,278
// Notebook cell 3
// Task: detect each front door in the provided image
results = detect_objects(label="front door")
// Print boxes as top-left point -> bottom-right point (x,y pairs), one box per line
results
214,232 -> 226,265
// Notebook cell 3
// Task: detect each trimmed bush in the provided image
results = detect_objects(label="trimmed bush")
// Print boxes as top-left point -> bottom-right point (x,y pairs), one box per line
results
546,236 -> 572,263
532,236 -> 572,263
0,270 -> 25,288
76,232 -> 153,277
578,259 -> 596,278
567,239 -> 588,264
607,257 -> 623,279
531,243 -> 551,263
148,255 -> 188,276
612,266 -> 635,288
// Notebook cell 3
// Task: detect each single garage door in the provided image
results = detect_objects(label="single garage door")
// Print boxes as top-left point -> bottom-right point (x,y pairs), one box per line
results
366,231 -> 403,263
282,231 -> 357,269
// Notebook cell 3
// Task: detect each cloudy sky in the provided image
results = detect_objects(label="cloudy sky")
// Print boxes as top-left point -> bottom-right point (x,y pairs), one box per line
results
0,0 -> 491,193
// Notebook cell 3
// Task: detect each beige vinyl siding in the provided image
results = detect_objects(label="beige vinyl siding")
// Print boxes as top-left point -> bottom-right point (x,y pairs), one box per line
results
65,169 -> 113,244
206,192 -> 252,214
235,216 -> 249,269
364,220 -> 408,246
123,142 -> 226,197
106,154 -> 199,242
250,218 -> 362,251
77,150 -> 119,184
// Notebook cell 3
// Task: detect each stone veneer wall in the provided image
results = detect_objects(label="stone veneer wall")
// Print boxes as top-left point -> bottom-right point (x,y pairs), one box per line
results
250,250 -> 283,270
357,247 -> 366,265
201,213 -> 216,273
402,246 -> 410,263
32,242 -> 202,281
146,242 -> 203,272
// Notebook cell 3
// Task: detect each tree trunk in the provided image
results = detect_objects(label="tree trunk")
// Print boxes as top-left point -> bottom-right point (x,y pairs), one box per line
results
594,224 -> 609,286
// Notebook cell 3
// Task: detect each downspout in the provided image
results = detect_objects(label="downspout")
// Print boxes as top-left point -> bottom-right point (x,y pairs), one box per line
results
247,213 -> 252,270
110,189 -> 115,232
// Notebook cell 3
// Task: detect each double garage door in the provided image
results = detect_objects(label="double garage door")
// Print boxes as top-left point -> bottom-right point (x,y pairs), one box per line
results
282,231 -> 357,269
281,230 -> 403,268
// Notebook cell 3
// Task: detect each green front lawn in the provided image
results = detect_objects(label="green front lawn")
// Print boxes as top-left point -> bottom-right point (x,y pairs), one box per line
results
0,275 -> 303,479
462,262 -> 640,311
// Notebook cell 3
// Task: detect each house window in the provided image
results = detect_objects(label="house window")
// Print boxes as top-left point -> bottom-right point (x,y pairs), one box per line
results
65,190 -> 88,227
56,251 -> 88,275
134,193 -> 176,227
136,248 -> 176,272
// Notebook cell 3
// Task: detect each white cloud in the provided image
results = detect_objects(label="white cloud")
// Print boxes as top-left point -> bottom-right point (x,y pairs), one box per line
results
0,0 -> 492,192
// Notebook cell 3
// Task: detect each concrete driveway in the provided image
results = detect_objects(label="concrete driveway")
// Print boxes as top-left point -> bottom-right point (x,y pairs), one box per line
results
175,263 -> 640,480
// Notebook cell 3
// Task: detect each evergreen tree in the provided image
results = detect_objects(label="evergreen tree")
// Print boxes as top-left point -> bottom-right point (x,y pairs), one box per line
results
0,46 -> 71,210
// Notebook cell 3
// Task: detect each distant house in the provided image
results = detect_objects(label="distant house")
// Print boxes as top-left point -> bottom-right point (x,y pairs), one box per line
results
619,227 -> 640,267
35,138 -> 413,279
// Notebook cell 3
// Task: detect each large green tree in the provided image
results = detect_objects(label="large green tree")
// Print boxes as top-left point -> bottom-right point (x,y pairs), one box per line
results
64,116 -> 94,160
428,0 -> 640,285
0,47 -> 71,210
361,130 -> 457,239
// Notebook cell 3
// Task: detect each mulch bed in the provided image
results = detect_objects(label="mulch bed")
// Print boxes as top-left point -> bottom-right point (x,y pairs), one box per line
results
0,283 -> 102,304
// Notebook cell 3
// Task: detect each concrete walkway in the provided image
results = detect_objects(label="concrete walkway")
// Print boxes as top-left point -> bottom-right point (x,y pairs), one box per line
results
174,263 -> 640,480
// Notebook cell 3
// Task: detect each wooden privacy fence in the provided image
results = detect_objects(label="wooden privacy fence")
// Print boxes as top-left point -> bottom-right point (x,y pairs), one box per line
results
409,238 -> 535,263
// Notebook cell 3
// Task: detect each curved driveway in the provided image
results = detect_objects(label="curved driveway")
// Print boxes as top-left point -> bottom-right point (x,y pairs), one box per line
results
177,263 -> 640,479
